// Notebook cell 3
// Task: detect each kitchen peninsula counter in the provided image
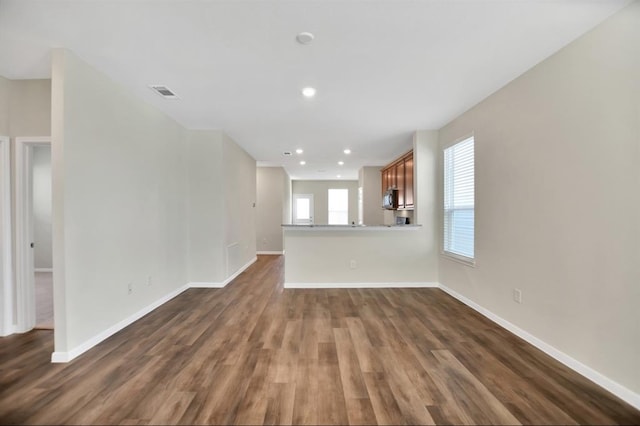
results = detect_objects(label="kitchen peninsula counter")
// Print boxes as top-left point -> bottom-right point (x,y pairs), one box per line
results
282,223 -> 436,288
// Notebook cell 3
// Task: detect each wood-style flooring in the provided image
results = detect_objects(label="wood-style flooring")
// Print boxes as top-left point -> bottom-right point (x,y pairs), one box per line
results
1,255 -> 639,425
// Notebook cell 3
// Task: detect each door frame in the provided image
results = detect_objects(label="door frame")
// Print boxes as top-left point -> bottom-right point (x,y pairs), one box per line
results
15,136 -> 51,333
0,136 -> 13,336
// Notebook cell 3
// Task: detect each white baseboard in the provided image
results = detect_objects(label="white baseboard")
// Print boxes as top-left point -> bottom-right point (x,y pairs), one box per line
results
257,251 -> 283,255
438,283 -> 640,411
0,323 -> 14,337
188,281 -> 224,288
35,268 -> 53,272
51,284 -> 189,363
284,282 -> 439,289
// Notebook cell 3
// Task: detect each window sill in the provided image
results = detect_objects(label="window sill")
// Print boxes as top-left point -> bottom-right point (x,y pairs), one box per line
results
441,251 -> 475,267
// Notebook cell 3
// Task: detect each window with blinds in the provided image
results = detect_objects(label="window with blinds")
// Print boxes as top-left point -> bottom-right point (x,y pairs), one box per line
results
443,136 -> 474,262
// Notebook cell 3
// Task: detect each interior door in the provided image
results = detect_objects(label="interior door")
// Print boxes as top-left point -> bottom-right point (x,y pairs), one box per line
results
293,194 -> 314,225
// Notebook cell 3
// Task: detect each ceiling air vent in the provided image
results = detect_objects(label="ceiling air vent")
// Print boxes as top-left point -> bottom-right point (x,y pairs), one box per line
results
149,85 -> 180,100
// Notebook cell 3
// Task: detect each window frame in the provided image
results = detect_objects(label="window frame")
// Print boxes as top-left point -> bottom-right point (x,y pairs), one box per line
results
442,134 -> 475,266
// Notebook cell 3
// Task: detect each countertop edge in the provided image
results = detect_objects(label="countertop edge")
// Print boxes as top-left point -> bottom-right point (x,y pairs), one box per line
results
282,224 -> 422,231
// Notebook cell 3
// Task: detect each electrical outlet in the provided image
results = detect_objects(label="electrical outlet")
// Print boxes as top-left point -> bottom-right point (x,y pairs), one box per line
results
349,260 -> 357,269
513,288 -> 522,304
128,282 -> 133,295
147,275 -> 152,286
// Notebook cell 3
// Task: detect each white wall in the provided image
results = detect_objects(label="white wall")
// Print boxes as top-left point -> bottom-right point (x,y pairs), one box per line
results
49,50 -> 258,357
292,180 -> 359,225
187,131 -> 257,283
283,169 -> 292,226
51,49 -> 189,354
256,167 -> 289,253
0,76 -> 51,136
222,133 -> 256,274
0,76 -> 9,135
32,145 -> 52,269
187,130 -> 225,283
437,2 -> 640,396
359,166 -> 384,225
413,130 -> 439,278
9,79 -> 51,136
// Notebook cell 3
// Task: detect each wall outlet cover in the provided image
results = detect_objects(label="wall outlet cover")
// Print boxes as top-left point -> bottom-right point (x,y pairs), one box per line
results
513,288 -> 522,304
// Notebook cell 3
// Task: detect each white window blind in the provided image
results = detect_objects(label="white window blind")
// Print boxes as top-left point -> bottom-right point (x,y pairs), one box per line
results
328,189 -> 349,225
444,136 -> 474,261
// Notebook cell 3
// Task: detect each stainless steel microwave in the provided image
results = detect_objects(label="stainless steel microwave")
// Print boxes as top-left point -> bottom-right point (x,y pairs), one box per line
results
382,188 -> 398,210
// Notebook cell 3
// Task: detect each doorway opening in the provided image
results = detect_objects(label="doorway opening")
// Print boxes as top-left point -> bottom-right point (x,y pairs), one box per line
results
15,137 -> 53,332
32,145 -> 53,329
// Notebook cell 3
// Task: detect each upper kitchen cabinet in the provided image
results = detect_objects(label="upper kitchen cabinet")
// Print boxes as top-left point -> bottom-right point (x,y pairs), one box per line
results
381,166 -> 396,194
404,154 -> 414,208
396,159 -> 405,207
381,150 -> 414,210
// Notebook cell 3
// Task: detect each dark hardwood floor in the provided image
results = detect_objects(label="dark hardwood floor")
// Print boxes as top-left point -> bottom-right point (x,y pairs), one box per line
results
1,255 -> 639,425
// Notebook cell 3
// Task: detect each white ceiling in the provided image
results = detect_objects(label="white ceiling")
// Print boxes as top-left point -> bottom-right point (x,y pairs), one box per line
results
0,0 -> 629,180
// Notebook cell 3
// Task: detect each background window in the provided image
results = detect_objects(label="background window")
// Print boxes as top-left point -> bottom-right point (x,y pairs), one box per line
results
443,136 -> 474,261
328,189 -> 349,225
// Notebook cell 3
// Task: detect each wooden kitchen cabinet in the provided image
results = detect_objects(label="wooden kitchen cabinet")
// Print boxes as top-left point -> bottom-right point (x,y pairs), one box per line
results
404,155 -> 414,208
396,160 -> 405,207
382,165 -> 391,193
381,168 -> 389,194
381,150 -> 414,210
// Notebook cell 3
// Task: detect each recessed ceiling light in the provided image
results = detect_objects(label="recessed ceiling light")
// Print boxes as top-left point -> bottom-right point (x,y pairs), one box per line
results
300,160 -> 306,165
343,149 -> 351,154
296,148 -> 304,154
302,87 -> 316,98
296,32 -> 315,45
338,161 -> 344,165
337,174 -> 341,178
